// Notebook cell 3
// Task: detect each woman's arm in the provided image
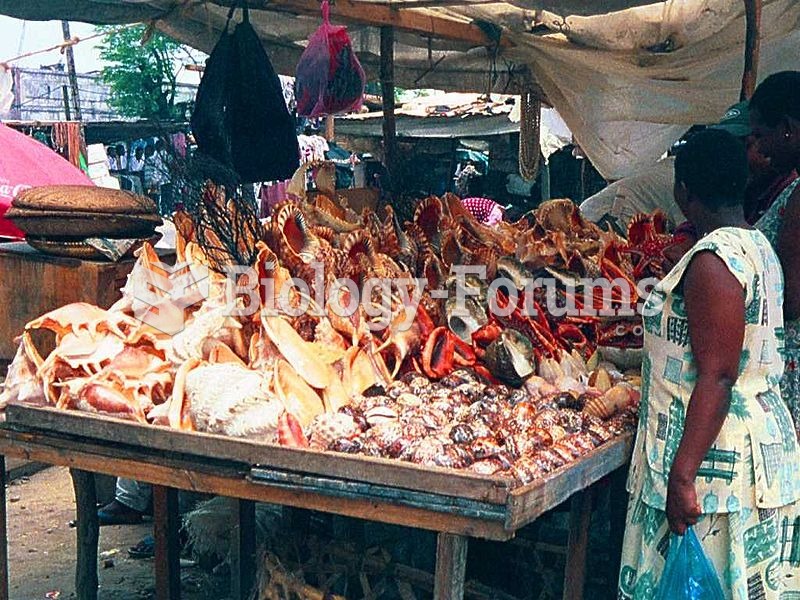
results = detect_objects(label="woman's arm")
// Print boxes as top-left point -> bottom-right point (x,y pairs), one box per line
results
777,186 -> 800,321
667,251 -> 746,534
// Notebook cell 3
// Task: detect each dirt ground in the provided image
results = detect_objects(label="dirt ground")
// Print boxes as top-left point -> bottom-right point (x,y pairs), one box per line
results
7,467 -> 228,600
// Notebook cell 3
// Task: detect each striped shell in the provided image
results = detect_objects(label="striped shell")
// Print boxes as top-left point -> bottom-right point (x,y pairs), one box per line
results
583,384 -> 634,420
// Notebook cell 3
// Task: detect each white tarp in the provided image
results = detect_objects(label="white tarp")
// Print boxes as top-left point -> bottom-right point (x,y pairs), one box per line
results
504,0 -> 800,179
3,0 -> 799,180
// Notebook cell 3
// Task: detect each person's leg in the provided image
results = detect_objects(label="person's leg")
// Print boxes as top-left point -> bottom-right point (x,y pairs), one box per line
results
97,479 -> 152,526
115,479 -> 153,513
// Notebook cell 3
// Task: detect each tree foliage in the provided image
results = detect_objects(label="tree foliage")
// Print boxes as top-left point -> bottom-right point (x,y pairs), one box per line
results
97,25 -> 189,120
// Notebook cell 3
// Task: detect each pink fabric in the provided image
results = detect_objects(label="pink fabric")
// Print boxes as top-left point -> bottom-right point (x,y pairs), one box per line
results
259,180 -> 290,218
461,197 -> 504,226
0,124 -> 94,239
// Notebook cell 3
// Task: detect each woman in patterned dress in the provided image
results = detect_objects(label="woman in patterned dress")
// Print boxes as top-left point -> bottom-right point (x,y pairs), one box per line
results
618,129 -> 800,600
750,71 -> 800,436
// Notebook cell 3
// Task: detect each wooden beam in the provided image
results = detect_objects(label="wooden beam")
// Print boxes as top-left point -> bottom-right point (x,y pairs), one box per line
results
381,25 -> 398,189
740,0 -> 762,100
228,0 -> 511,47
153,486 -> 181,600
70,469 -> 99,600
352,0 -> 505,7
0,457 -> 8,600
433,533 -> 469,600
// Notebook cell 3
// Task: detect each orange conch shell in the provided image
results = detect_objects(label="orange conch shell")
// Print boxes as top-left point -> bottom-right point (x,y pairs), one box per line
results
273,359 -> 325,428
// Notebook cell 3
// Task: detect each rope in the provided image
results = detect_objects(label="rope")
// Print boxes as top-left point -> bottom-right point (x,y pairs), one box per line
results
518,85 -> 541,181
2,25 -> 136,65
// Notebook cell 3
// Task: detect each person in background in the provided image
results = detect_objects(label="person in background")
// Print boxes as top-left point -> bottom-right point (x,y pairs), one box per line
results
750,70 -> 800,435
154,139 -> 174,212
129,146 -> 145,175
618,129 -> 800,599
143,144 -> 160,204
106,146 -> 118,171
115,143 -> 128,173
454,160 -> 480,197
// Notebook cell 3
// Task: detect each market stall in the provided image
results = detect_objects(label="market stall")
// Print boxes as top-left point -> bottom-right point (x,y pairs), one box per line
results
0,1 -> 770,599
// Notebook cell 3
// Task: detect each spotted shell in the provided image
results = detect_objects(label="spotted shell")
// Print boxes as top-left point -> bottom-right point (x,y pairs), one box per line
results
307,413 -> 361,451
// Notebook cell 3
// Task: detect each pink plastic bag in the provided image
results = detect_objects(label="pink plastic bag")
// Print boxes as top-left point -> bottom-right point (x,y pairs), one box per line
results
295,0 -> 365,117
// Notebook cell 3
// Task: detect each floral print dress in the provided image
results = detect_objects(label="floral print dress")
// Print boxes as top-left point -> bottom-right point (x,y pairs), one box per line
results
619,228 -> 800,600
757,178 -> 800,436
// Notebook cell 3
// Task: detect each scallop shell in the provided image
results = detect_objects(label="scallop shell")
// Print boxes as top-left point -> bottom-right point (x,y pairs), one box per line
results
583,384 -> 634,420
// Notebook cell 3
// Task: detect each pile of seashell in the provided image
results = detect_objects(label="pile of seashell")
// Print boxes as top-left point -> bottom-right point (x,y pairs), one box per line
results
306,366 -> 638,484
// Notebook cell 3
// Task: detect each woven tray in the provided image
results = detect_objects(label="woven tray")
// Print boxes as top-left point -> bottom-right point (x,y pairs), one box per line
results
25,236 -> 148,260
13,185 -> 156,214
6,208 -> 160,239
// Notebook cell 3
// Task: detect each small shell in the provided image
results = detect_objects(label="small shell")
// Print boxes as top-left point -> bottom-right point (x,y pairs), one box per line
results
395,392 -> 422,408
329,437 -> 363,453
364,405 -> 399,426
538,357 -> 564,384
509,457 -> 548,484
583,384 -> 634,420
449,422 -> 476,445
588,367 -> 613,392
307,413 -> 361,450
470,436 -> 504,460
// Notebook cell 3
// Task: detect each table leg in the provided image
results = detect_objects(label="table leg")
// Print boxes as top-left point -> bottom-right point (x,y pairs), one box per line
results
562,488 -> 593,600
231,499 -> 256,600
153,486 -> 181,600
607,467 -> 628,598
70,469 -> 98,600
0,456 -> 8,600
433,533 -> 468,600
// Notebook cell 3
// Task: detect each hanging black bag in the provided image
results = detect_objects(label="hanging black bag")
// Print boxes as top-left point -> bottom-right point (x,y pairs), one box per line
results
191,4 -> 300,183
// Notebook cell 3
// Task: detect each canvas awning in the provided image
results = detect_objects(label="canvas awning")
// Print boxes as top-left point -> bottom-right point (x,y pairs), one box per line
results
3,1 -> 797,180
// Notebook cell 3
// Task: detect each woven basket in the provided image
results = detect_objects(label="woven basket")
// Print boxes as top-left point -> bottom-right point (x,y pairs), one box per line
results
25,236 -> 149,261
6,207 -> 160,239
13,185 -> 156,214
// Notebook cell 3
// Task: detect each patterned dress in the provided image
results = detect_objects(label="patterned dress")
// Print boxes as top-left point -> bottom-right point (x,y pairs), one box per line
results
757,178 -> 800,436
619,227 -> 800,600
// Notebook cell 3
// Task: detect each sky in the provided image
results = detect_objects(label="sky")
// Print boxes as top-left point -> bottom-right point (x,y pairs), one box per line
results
0,17 -> 202,84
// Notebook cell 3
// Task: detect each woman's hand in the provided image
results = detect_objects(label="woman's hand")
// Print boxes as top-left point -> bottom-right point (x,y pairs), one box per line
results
666,475 -> 701,535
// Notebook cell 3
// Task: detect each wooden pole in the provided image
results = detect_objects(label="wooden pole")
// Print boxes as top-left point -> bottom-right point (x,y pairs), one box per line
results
153,486 -> 181,600
325,115 -> 335,142
61,21 -> 82,121
62,85 -> 71,121
0,456 -> 8,600
433,533 -> 468,600
380,26 -> 397,190
740,0 -> 762,101
70,469 -> 98,600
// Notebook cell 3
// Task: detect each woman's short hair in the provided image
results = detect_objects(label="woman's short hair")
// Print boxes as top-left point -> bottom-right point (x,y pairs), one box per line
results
750,71 -> 800,127
674,129 -> 747,208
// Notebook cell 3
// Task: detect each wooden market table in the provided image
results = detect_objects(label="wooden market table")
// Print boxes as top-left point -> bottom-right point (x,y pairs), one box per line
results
0,405 -> 633,600
0,243 -> 171,362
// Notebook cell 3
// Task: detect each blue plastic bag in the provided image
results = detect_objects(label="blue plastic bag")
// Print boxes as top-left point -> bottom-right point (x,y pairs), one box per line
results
655,527 -> 725,600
